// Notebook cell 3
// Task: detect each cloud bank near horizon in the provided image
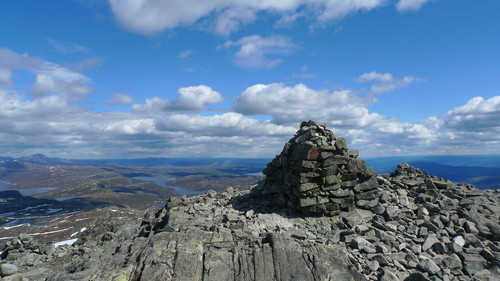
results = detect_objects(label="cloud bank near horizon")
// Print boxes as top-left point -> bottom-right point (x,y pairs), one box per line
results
1,47 -> 498,159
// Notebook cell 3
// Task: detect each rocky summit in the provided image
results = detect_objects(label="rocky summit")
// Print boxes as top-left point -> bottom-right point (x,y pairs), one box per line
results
1,121 -> 499,281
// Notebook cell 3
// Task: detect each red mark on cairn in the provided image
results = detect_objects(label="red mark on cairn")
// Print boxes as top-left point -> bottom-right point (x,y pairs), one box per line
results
309,148 -> 319,160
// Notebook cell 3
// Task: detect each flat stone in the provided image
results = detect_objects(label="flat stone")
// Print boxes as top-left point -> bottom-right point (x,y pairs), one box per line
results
1,274 -> 23,281
353,237 -> 376,254
324,156 -> 347,166
356,198 -> 379,209
385,206 -> 401,219
354,177 -> 379,193
419,258 -> 441,275
299,197 -> 317,207
329,188 -> 354,198
323,175 -> 340,185
299,182 -> 319,192
381,269 -> 400,281
322,184 -> 340,191
462,254 -> 487,276
0,264 -> 18,277
355,190 -> 379,200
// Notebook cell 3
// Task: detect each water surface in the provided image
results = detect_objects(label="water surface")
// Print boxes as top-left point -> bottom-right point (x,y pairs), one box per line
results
132,176 -> 203,196
0,181 -> 56,196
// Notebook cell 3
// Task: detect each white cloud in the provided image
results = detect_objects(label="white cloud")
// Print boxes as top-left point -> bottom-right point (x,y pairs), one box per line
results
105,94 -> 134,105
220,35 -> 296,69
73,57 -> 104,72
1,49 -> 498,158
133,85 -> 223,112
178,50 -> 194,59
0,89 -> 77,118
0,48 -> 41,70
446,96 -> 500,132
355,71 -> 423,94
292,65 -> 317,78
0,68 -> 13,86
0,48 -> 94,100
47,38 -> 89,53
275,12 -> 304,28
169,85 -> 224,110
396,0 -> 433,12
107,0 -> 387,35
214,7 -> 257,36
155,112 -> 294,136
233,83 -> 381,127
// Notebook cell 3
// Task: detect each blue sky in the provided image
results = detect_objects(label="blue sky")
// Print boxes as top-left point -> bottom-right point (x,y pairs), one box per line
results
0,0 -> 499,158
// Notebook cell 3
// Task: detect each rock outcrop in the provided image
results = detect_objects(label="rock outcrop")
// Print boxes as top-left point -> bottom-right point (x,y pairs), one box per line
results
256,120 -> 379,215
1,121 -> 499,281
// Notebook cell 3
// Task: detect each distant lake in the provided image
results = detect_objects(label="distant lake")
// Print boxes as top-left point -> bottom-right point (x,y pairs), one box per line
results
0,180 -> 13,189
246,172 -> 263,177
132,176 -> 203,196
0,180 -> 56,195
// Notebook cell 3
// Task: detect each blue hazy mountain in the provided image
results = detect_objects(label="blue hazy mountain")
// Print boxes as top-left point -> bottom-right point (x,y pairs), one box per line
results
1,154 -> 499,189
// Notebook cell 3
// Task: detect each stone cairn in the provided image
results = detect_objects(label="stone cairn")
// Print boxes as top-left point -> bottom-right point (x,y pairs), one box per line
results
256,120 -> 380,215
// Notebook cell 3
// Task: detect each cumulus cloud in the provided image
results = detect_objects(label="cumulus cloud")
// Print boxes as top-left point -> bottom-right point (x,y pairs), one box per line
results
355,71 -> 423,94
107,0 -> 386,35
446,96 -> 500,132
220,35 -> 296,69
0,89 -> 79,118
0,68 -> 13,86
233,83 -> 382,127
1,49 -> 498,158
105,94 -> 134,105
214,7 -> 257,36
155,112 -> 294,137
0,48 -> 94,100
396,0 -> 433,12
133,85 -> 223,112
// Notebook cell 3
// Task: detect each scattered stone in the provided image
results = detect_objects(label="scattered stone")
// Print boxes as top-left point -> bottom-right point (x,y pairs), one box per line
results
419,258 -> 441,275
0,263 -> 18,277
1,120 -> 499,281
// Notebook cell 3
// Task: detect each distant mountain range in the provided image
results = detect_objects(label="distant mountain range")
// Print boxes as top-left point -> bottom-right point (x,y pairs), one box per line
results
1,153 -> 499,189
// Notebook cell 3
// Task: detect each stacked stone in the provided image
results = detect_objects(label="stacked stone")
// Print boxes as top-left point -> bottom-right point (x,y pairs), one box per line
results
256,120 -> 379,215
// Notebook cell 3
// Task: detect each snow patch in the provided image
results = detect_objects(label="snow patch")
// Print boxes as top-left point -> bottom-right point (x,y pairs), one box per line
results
54,238 -> 78,248
2,223 -> 30,230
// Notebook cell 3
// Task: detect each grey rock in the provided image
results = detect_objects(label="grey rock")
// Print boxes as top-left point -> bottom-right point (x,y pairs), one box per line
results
462,254 -> 487,276
419,258 -> 441,275
0,263 -> 19,277
473,269 -> 500,281
352,237 -> 376,254
404,273 -> 431,281
381,269 -> 400,281
1,274 -> 23,281
422,234 -> 439,252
